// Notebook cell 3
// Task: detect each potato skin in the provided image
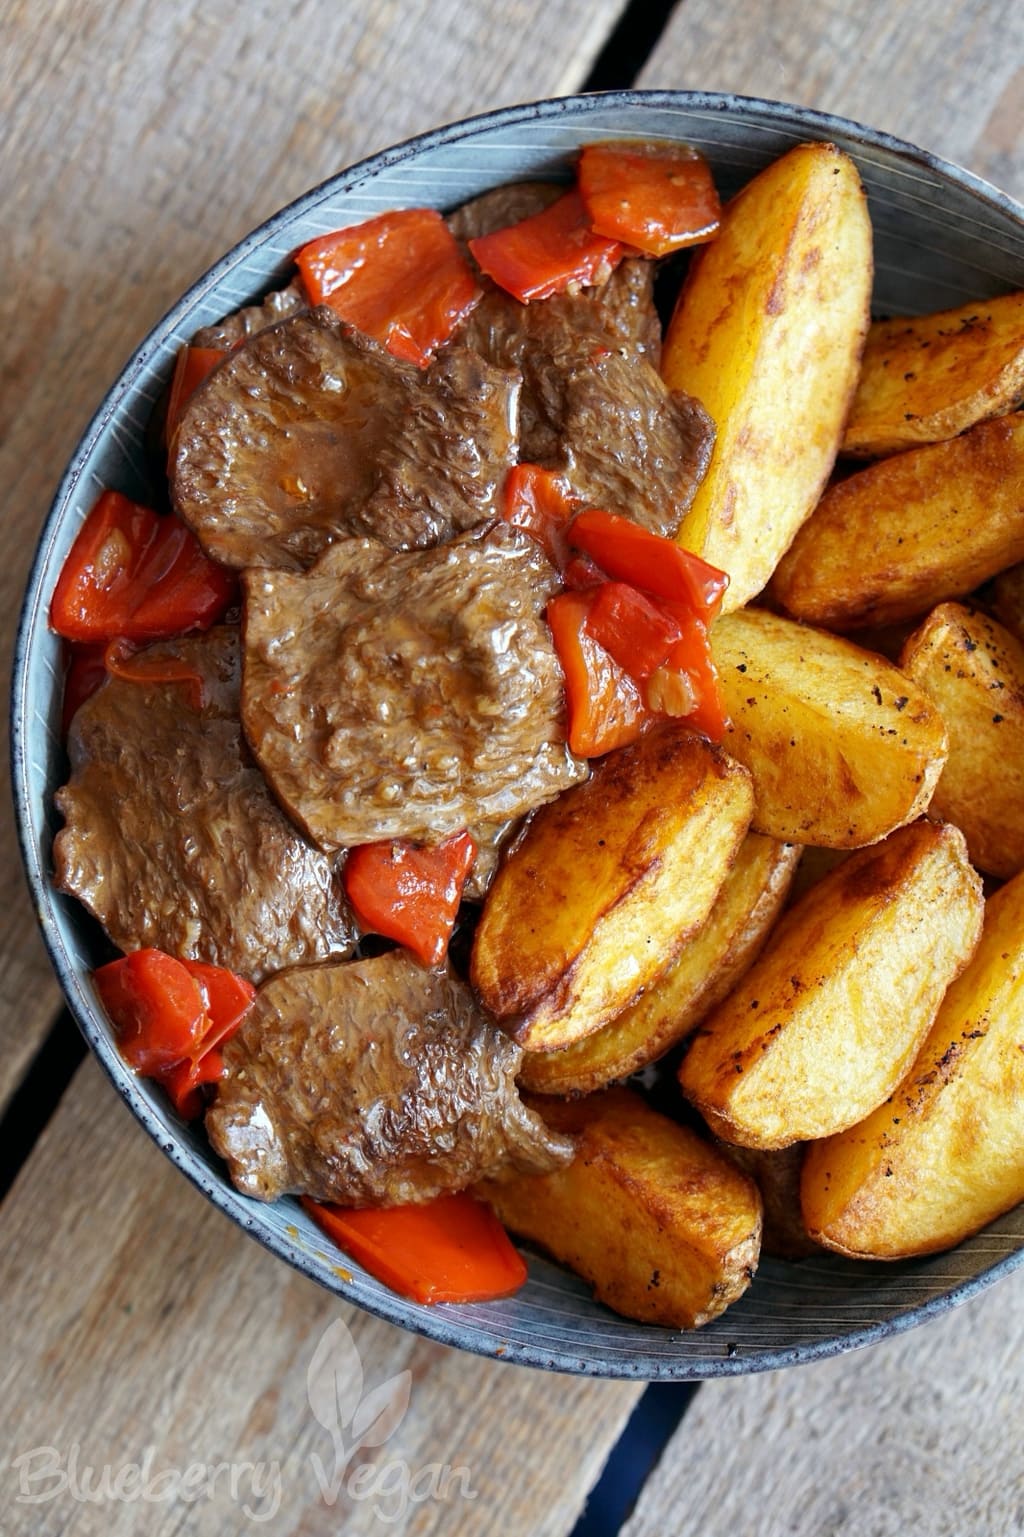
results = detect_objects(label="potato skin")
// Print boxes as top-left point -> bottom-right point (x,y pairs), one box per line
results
678,819 -> 984,1149
711,608 -> 947,849
772,413 -> 1024,631
471,726 -> 753,1052
519,834 -> 800,1095
662,141 -> 872,611
901,603 -> 1024,878
841,291 -> 1024,458
478,1087 -> 762,1329
802,869 -> 1024,1259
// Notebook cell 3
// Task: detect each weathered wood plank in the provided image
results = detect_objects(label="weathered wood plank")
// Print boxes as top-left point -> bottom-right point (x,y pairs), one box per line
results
622,1270 -> 1024,1537
0,0 -> 623,1113
0,1058 -> 640,1534
640,0 -> 1024,201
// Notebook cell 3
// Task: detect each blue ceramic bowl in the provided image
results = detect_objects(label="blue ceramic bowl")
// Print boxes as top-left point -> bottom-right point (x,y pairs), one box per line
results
12,91 -> 1024,1379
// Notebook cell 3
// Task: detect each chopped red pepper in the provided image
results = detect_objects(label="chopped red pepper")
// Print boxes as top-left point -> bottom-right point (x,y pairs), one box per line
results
295,209 -> 480,368
50,490 -> 235,644
166,345 -> 227,438
344,830 -> 477,968
61,642 -> 108,733
102,637 -> 206,711
657,607 -> 729,741
547,588 -> 649,757
302,1192 -> 527,1304
94,949 -> 255,1118
469,189 -> 624,303
562,553 -> 607,591
501,463 -> 579,566
569,507 -> 729,622
578,141 -> 721,257
584,581 -> 684,679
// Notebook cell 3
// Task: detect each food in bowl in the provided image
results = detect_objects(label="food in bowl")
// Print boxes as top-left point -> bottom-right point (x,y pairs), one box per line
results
42,121 -> 1024,1336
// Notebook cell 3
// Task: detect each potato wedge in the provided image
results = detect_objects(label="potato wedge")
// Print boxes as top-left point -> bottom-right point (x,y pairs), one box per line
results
712,1141 -> 819,1260
711,608 -> 947,848
901,603 -> 1024,878
478,1087 -> 762,1328
519,834 -> 800,1095
471,726 -> 753,1051
841,291 -> 1024,457
678,820 -> 983,1149
989,561 -> 1024,644
662,141 -> 872,611
772,413 -> 1024,630
802,869 -> 1024,1258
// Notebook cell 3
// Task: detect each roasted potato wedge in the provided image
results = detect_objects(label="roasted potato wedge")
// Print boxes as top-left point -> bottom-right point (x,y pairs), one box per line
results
478,1087 -> 762,1328
471,727 -> 753,1051
711,608 -> 947,848
679,820 -> 983,1149
802,869 -> 1024,1258
772,413 -> 1024,630
519,834 -> 800,1095
841,291 -> 1024,457
901,603 -> 1024,878
989,561 -> 1024,644
712,1141 -> 818,1259
662,141 -> 872,611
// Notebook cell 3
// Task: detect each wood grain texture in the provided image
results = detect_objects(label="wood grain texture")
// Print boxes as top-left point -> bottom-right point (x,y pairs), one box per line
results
0,1058 -> 640,1535
642,0 -> 1024,201
0,0 -> 622,1112
622,1270 -> 1024,1537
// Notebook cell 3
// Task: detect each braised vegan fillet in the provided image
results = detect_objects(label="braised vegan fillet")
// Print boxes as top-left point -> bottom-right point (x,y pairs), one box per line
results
53,629 -> 355,982
171,308 -> 520,569
191,278 -> 308,349
206,951 -> 574,1205
242,522 -> 586,849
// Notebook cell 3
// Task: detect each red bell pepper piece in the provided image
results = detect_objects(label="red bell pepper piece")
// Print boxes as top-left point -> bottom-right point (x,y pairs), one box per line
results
295,209 -> 480,368
547,589 -> 649,757
344,830 -> 477,968
656,607 -> 729,741
50,490 -> 235,644
584,580 -> 684,679
578,141 -> 721,257
166,345 -> 227,437
102,636 -> 207,712
562,553 -> 607,591
94,949 -> 255,1118
61,642 -> 108,733
569,508 -> 729,622
501,463 -> 579,566
469,189 -> 624,303
302,1192 -> 528,1305
94,949 -> 210,1076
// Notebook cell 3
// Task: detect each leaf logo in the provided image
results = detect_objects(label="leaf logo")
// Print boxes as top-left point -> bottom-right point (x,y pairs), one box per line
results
306,1318 -> 364,1439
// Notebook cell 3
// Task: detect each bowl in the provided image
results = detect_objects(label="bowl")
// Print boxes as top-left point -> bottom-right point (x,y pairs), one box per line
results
12,90 -> 1024,1379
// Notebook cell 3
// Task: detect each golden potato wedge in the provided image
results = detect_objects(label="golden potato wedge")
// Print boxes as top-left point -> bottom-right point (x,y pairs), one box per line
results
662,141 -> 872,611
802,869 -> 1024,1258
901,603 -> 1024,878
841,290 -> 1024,457
478,1087 -> 762,1328
712,1141 -> 819,1260
471,727 -> 753,1051
989,561 -> 1024,644
711,608 -> 947,848
772,413 -> 1024,630
678,820 -> 983,1149
519,834 -> 800,1095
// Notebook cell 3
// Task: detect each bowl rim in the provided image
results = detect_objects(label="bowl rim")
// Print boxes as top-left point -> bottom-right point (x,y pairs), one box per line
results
11,86 -> 1024,1380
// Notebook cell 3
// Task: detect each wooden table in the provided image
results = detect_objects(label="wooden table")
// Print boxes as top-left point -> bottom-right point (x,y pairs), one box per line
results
2,3 -> 1023,1532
